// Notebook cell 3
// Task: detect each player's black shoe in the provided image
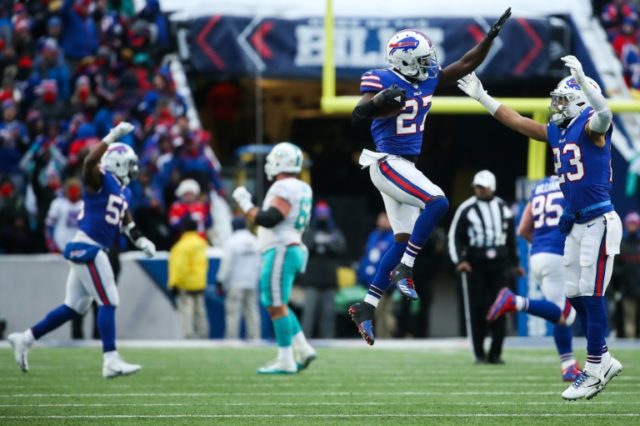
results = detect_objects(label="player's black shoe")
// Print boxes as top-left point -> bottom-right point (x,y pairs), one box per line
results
390,263 -> 419,300
348,302 -> 376,345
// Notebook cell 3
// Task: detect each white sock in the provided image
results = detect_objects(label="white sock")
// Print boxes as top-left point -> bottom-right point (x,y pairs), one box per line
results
515,296 -> 526,311
103,350 -> 119,362
363,295 -> 379,308
277,346 -> 294,363
400,254 -> 415,267
292,331 -> 308,348
23,329 -> 35,346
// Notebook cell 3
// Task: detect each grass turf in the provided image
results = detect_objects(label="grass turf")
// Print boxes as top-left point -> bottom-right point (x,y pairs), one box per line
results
0,345 -> 638,425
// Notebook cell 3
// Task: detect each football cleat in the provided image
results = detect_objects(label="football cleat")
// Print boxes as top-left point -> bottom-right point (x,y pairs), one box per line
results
561,363 -> 582,382
8,332 -> 30,373
561,370 -> 603,400
348,302 -> 376,345
486,287 -> 516,322
294,344 -> 317,372
390,263 -> 418,300
257,358 -> 297,375
602,356 -> 623,386
103,355 -> 142,379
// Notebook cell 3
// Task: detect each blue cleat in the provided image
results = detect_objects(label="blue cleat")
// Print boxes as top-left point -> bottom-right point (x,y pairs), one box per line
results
562,362 -> 582,382
486,287 -> 516,322
348,302 -> 376,345
390,263 -> 418,300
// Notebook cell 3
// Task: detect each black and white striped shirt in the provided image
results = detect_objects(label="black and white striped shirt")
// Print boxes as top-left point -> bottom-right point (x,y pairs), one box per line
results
448,196 -> 518,265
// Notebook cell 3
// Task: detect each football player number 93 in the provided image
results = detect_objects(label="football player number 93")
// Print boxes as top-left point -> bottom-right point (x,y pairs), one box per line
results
396,95 -> 432,135
77,194 -> 127,225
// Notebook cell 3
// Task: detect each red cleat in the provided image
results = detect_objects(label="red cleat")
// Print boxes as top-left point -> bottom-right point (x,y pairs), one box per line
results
486,287 -> 516,322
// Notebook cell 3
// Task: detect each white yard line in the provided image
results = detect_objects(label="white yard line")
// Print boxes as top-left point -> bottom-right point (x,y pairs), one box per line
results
1,400 -> 639,408
1,414 -> 639,419
3,391 -> 640,398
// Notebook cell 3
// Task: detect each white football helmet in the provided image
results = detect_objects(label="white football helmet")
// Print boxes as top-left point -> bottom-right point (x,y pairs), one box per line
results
100,143 -> 139,186
386,29 -> 440,81
264,142 -> 303,181
549,76 -> 601,126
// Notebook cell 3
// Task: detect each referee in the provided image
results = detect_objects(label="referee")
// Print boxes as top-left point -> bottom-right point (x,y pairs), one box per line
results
448,170 -> 524,364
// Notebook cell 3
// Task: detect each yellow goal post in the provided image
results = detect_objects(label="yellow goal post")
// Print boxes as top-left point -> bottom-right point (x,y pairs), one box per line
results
320,0 -> 640,180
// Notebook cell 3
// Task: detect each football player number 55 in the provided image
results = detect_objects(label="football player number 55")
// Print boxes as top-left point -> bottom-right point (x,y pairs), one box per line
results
396,96 -> 432,135
77,194 -> 127,225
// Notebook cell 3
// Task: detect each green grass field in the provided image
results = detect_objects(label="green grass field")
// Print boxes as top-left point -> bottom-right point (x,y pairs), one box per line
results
0,344 -> 639,425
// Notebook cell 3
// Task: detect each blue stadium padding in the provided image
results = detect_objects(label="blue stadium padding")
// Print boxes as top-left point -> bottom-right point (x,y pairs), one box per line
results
137,257 -> 271,339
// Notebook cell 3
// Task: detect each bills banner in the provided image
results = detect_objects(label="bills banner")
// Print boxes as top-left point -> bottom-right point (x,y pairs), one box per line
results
185,15 -> 564,80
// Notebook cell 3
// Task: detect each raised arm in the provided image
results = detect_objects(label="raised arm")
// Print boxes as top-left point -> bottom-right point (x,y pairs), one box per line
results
561,55 -> 612,148
82,122 -> 135,192
457,72 -> 548,141
439,7 -> 512,87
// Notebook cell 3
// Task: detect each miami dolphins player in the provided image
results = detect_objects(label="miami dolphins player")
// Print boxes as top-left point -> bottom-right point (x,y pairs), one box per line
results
8,122 -> 156,379
487,175 -> 581,382
233,142 -> 316,374
458,56 -> 623,400
349,8 -> 512,345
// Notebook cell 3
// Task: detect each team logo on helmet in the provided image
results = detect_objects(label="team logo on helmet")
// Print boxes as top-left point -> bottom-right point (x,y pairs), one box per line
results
389,36 -> 420,55
106,145 -> 130,155
565,78 -> 581,90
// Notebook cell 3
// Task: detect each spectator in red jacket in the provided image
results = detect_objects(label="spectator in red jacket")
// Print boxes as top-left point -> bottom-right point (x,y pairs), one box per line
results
168,178 -> 212,241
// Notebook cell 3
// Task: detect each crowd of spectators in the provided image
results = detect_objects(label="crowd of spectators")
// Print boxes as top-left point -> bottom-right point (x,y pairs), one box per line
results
0,0 -> 225,254
599,0 -> 640,93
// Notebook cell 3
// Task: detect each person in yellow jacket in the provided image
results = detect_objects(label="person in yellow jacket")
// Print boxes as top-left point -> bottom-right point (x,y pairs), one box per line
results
168,217 -> 209,338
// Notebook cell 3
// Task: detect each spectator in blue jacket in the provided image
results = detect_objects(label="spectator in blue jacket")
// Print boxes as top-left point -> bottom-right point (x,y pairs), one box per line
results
61,0 -> 99,64
31,38 -> 70,101
357,212 -> 395,287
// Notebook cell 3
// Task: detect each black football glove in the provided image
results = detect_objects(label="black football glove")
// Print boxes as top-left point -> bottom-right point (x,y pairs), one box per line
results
372,85 -> 407,109
487,7 -> 511,40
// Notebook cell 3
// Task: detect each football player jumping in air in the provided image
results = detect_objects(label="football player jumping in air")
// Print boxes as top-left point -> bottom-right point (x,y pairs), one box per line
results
458,56 -> 623,400
349,8 -> 512,345
233,142 -> 316,374
8,122 -> 156,379
487,175 -> 581,382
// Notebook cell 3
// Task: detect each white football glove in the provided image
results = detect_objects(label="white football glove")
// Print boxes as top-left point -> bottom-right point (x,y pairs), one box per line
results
561,55 -> 586,84
232,186 -> 255,213
457,72 -> 486,101
104,121 -> 135,145
457,72 -> 502,115
136,237 -> 156,258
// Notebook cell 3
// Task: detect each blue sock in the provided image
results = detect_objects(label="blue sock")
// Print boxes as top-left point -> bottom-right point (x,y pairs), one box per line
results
273,316 -> 292,347
583,296 -> 607,365
554,324 -> 573,357
97,305 -> 117,353
401,197 -> 449,267
31,304 -> 79,340
526,299 -> 562,323
366,241 -> 406,301
569,296 -> 587,335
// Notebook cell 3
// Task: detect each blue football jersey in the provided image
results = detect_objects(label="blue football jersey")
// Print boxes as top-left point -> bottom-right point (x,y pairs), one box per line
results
360,68 -> 439,156
78,172 -> 128,248
528,176 -> 566,256
547,107 -> 614,223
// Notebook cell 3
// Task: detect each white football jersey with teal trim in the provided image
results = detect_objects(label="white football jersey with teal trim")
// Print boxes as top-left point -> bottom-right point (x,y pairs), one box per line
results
257,177 -> 313,251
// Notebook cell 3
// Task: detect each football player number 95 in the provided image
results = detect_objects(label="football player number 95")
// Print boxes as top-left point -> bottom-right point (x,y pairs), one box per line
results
531,192 -> 564,228
396,95 -> 432,135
